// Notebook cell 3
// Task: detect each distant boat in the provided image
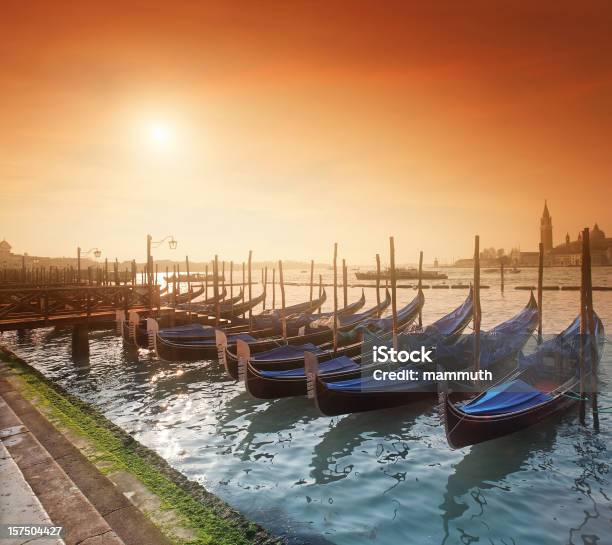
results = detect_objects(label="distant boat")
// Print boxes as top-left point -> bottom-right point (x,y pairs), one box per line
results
483,267 -> 521,274
164,273 -> 224,282
355,267 -> 447,280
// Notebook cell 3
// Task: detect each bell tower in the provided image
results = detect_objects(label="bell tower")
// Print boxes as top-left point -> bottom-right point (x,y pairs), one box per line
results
540,201 -> 553,252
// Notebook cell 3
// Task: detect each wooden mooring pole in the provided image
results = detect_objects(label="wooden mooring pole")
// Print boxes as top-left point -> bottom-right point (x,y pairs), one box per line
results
186,256 -> 192,321
473,235 -> 481,374
279,260 -> 286,340
342,259 -> 348,309
375,253 -> 381,317
214,255 -> 220,326
309,259 -> 314,305
389,237 -> 398,350
418,250 -> 423,328
230,261 -> 234,308
272,268 -> 276,309
333,243 -> 339,354
500,258 -> 505,293
537,243 -> 544,342
583,228 -> 598,430
247,251 -> 253,331
205,263 -> 209,300
242,262 -> 246,319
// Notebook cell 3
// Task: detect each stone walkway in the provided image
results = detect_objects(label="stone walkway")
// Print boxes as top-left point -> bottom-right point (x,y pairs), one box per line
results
0,362 -> 172,545
0,438 -> 64,545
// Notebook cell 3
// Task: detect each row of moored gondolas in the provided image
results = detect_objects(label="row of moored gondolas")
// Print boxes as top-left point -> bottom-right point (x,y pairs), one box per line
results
121,285 -> 604,449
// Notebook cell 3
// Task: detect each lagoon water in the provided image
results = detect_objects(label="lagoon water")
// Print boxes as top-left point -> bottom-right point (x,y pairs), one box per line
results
2,268 -> 611,545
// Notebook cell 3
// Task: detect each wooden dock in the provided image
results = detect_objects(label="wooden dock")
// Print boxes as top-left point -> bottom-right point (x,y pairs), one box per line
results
0,285 -> 159,331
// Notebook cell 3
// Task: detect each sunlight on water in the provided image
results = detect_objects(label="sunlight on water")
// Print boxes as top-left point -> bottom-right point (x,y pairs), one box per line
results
1,267 -> 610,545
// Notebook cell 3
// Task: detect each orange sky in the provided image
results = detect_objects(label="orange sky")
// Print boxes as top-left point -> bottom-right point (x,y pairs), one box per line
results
1,1 -> 611,265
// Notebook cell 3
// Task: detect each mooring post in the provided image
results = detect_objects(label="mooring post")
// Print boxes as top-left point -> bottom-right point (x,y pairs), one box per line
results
204,263 -> 209,300
309,259 -> 314,305
71,323 -> 90,363
376,253 -> 381,317
221,260 -> 225,295
186,256 -> 192,321
473,235 -> 481,374
583,228 -> 598,430
261,268 -> 266,310
537,242 -> 544,343
389,237 -> 398,350
272,268 -> 276,309
500,258 -> 505,293
418,250 -> 423,328
242,262 -> 246,319
579,229 -> 588,423
248,251 -> 253,331
263,267 -> 268,310
333,243 -> 339,354
172,265 -> 177,307
342,259 -> 348,309
214,255 -> 220,326
319,274 -> 322,298
230,261 -> 234,313
279,260 -> 287,339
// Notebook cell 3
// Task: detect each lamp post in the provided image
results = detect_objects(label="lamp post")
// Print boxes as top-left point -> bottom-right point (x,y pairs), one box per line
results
146,235 -> 177,285
77,247 -> 102,284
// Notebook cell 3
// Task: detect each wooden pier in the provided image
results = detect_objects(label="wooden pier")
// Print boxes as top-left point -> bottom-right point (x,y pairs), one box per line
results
0,285 -> 159,331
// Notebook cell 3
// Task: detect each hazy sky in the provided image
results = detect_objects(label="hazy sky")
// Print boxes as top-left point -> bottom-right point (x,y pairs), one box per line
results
2,1 -> 611,265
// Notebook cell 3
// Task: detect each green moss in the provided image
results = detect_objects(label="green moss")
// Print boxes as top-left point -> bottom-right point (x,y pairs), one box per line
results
1,353 -> 275,545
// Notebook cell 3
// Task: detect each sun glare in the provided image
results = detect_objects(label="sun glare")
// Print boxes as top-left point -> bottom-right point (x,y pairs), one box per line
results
147,121 -> 174,150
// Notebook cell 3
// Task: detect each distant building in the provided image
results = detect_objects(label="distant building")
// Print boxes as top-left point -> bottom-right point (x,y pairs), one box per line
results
540,201 -> 553,252
452,202 -> 611,267
0,239 -> 15,268
547,223 -> 612,266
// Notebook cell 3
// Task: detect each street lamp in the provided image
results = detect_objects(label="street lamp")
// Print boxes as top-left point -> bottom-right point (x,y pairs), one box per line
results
146,235 -> 178,285
77,247 -> 102,284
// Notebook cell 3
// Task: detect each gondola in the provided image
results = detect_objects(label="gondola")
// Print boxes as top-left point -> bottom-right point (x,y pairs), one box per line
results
177,287 -> 244,312
160,284 -> 205,305
218,289 -> 266,319
442,311 -> 604,448
232,289 -> 409,375
225,290 -> 375,369
126,287 -> 243,348
243,289 -> 471,399
153,290 -> 267,360
219,290 -> 396,379
284,289 -> 366,325
250,289 -> 328,330
310,292 -> 538,416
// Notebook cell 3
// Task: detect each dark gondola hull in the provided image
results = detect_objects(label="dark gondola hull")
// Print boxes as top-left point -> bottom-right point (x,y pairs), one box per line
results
314,377 -> 435,416
442,390 -> 577,449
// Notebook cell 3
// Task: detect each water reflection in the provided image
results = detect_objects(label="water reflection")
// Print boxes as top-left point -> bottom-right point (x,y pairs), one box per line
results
310,401 -> 432,485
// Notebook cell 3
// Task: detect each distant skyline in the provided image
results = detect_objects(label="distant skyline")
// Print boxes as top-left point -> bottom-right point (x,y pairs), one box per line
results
2,2 -> 611,264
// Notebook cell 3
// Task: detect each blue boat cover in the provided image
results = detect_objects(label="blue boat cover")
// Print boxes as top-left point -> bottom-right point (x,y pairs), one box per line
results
259,355 -> 359,378
252,343 -> 324,362
353,291 -> 424,333
427,290 -> 473,336
460,379 -> 552,415
168,332 -> 257,346
324,371 -> 431,392
159,323 -> 215,338
435,299 -> 539,370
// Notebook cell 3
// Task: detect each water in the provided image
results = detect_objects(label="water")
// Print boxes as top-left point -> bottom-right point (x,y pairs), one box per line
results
2,268 -> 611,545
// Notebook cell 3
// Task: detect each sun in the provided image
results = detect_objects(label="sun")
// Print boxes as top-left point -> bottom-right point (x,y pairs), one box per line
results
147,121 -> 174,150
